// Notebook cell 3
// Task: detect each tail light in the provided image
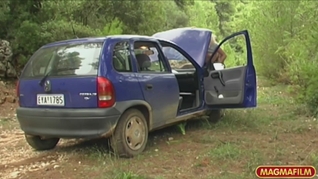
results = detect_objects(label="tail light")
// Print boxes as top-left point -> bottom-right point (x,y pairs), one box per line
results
16,80 -> 20,106
97,77 -> 115,108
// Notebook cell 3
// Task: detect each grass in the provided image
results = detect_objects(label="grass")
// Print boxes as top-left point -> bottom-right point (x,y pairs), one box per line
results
209,142 -> 242,160
3,78 -> 318,179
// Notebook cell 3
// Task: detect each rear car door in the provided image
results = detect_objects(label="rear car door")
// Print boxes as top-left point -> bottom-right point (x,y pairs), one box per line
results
19,41 -> 103,108
204,30 -> 257,108
132,40 -> 180,128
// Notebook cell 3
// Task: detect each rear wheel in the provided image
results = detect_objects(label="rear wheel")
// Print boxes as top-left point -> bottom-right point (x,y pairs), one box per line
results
110,109 -> 148,158
208,109 -> 224,123
25,134 -> 60,150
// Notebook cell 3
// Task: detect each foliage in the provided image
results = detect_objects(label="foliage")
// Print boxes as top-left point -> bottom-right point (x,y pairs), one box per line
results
241,1 -> 318,116
0,0 -> 189,67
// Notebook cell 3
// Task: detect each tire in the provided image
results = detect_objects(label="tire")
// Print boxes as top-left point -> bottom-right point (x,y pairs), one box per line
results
208,109 -> 224,123
110,109 -> 148,158
25,134 -> 60,151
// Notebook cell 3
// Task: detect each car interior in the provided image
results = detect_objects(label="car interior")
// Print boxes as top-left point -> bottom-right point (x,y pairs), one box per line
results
133,41 -> 201,112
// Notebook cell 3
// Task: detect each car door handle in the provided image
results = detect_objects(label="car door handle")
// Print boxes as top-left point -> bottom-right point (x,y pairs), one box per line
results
211,71 -> 226,86
210,72 -> 220,79
146,84 -> 153,90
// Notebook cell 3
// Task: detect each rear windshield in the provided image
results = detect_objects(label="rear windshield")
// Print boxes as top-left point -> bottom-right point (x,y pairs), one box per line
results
21,42 -> 103,78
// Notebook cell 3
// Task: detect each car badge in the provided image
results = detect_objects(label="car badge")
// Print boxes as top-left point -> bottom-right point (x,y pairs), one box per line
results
44,80 -> 51,92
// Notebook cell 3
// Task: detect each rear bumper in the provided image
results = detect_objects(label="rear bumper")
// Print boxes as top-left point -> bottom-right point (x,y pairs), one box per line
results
16,107 -> 121,138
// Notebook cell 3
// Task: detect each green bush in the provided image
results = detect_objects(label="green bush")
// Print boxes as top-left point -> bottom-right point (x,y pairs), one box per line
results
287,59 -> 318,116
304,78 -> 318,116
238,1 -> 318,116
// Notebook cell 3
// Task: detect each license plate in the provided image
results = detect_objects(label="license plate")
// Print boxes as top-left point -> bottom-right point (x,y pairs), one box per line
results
37,94 -> 65,106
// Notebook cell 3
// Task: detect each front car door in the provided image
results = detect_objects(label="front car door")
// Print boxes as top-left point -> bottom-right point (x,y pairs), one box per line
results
130,39 -> 180,128
204,30 -> 257,108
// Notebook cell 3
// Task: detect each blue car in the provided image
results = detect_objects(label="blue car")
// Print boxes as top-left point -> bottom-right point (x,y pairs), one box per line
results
16,28 -> 257,157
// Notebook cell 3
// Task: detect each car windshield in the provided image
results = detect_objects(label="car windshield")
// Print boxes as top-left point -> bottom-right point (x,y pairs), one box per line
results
21,42 -> 103,78
158,46 -> 192,69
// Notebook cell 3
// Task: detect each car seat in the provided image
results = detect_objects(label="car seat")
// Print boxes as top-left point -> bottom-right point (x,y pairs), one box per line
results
136,54 -> 151,71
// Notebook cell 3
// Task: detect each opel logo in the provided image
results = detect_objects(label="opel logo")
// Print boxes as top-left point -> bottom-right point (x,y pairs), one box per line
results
44,80 -> 51,92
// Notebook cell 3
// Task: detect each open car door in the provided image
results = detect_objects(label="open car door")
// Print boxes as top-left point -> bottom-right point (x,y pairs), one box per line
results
204,30 -> 257,108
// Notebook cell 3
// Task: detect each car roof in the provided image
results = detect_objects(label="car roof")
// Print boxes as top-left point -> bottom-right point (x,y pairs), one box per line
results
41,28 -> 212,67
41,35 -> 159,48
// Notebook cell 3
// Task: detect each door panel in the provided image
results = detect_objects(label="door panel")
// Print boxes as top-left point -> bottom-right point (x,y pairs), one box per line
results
204,30 -> 257,108
204,66 -> 246,105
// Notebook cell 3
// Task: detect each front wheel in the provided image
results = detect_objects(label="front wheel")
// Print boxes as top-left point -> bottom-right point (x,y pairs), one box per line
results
208,109 -> 224,123
110,109 -> 148,158
25,134 -> 60,151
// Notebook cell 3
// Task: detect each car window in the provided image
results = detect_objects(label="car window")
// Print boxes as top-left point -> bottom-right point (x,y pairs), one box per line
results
161,46 -> 195,69
133,42 -> 169,73
21,42 -> 103,78
112,41 -> 132,72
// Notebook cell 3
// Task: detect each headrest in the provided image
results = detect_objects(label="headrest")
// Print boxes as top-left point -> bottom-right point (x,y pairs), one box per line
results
136,54 -> 151,69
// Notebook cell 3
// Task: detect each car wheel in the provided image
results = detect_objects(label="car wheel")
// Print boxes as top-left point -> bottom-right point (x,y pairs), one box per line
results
208,109 -> 224,123
25,134 -> 60,151
111,109 -> 148,158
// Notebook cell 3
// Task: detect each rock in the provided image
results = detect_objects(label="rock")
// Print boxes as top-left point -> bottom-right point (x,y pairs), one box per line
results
3,89 -> 9,95
9,171 -> 20,178
6,95 -> 16,103
41,162 -> 49,167
6,62 -> 17,78
53,165 -> 60,169
0,62 -> 6,77
0,40 -> 12,57
0,39 -> 17,78
168,137 -> 174,141
0,96 -> 5,104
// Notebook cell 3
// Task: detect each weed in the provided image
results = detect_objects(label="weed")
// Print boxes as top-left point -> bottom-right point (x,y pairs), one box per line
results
113,171 -> 146,179
245,149 -> 265,173
176,122 -> 187,135
310,153 -> 318,169
207,173 -> 252,179
209,142 -> 241,161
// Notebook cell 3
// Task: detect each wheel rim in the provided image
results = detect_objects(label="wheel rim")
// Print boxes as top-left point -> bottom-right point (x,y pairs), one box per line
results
125,116 -> 146,151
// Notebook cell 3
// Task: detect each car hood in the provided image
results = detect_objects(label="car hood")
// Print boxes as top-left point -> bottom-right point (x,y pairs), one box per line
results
153,28 -> 212,67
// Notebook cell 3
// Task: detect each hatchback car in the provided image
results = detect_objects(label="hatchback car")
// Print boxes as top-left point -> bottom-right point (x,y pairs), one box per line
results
16,28 -> 257,157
